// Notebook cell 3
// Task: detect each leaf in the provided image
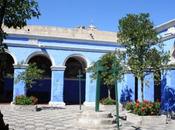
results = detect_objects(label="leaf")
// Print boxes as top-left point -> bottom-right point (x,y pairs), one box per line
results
15,63 -> 44,89
88,51 -> 125,89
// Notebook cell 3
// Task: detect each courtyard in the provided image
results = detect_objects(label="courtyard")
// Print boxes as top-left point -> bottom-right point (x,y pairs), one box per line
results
1,104 -> 175,130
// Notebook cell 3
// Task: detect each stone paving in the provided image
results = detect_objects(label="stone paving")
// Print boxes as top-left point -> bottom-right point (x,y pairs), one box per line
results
0,104 -> 175,130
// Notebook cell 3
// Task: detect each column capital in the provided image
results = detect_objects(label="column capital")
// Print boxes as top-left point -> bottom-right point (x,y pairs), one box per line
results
13,64 -> 28,69
51,66 -> 66,71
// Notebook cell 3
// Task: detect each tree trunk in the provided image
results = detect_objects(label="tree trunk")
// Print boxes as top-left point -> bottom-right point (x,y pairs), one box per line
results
108,88 -> 111,99
141,77 -> 144,102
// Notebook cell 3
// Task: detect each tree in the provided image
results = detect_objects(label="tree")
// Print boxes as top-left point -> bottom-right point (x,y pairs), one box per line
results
117,13 -> 169,101
0,0 -> 40,52
0,0 -> 40,96
88,51 -> 125,99
15,63 -> 44,94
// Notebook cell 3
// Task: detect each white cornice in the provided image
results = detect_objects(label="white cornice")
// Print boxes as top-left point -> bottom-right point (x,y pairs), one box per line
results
13,64 -> 28,69
51,66 -> 66,71
155,19 -> 175,33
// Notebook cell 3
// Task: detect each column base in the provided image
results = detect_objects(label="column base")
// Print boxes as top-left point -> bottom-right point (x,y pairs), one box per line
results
84,102 -> 95,106
10,101 -> 15,105
49,101 -> 65,106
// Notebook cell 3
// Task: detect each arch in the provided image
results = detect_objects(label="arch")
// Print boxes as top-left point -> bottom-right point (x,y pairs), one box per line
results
25,51 -> 54,66
4,49 -> 17,64
26,52 -> 52,104
64,57 -> 86,79
63,54 -> 90,68
0,52 -> 15,103
63,54 -> 87,105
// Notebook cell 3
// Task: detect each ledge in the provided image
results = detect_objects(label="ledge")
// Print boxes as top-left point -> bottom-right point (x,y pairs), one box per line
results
11,104 -> 37,111
126,112 -> 166,126
13,64 -> 28,69
51,66 -> 66,71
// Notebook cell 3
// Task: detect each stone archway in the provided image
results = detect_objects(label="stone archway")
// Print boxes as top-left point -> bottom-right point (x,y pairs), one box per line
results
0,52 -> 14,103
64,56 -> 87,105
27,55 -> 52,104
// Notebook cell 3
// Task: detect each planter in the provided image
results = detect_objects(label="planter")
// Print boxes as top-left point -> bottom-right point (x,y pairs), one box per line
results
76,110 -> 116,129
126,112 -> 166,126
100,104 -> 123,111
11,104 -> 37,111
100,104 -> 127,118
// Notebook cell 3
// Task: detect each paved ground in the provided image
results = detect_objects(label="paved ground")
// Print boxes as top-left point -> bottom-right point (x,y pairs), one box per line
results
0,104 -> 175,130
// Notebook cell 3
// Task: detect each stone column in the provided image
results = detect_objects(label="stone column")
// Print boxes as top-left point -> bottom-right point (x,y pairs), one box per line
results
84,72 -> 96,106
118,72 -> 135,104
12,64 -> 28,102
49,66 -> 66,106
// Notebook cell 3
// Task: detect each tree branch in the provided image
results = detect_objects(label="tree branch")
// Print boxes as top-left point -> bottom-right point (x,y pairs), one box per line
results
0,0 -> 7,44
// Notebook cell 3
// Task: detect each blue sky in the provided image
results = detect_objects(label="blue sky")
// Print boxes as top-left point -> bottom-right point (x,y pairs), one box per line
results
28,0 -> 175,32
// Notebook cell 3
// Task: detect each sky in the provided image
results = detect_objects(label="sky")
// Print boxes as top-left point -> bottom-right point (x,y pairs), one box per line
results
28,0 -> 175,32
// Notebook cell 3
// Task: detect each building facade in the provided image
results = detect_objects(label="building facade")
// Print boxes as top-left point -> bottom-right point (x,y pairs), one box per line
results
0,20 -> 175,109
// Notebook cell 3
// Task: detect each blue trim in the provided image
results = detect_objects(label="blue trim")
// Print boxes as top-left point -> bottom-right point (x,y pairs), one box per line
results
6,35 -> 124,48
158,29 -> 168,34
6,42 -> 115,53
6,36 -> 29,41
38,39 -> 123,48
157,25 -> 175,34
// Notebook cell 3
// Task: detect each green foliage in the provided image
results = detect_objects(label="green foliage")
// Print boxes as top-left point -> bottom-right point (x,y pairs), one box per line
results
117,13 -> 170,101
15,63 -> 44,89
88,51 -> 125,88
30,96 -> 38,105
125,100 -> 160,116
0,0 -> 40,52
15,95 -> 38,105
100,97 -> 116,105
125,102 -> 134,111
0,0 -> 40,28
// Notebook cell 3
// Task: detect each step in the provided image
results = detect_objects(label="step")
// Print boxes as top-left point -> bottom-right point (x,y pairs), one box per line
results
75,123 -> 117,129
77,117 -> 115,126
77,110 -> 113,118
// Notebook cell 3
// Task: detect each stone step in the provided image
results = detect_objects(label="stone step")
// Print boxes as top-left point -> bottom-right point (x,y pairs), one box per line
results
77,110 -> 113,118
77,117 -> 116,126
76,123 -> 117,129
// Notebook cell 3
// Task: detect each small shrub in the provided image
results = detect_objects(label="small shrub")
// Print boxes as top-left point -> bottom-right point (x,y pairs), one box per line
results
100,97 -> 116,105
30,96 -> 38,105
15,95 -> 38,105
125,102 -> 134,111
15,95 -> 32,105
124,100 -> 160,116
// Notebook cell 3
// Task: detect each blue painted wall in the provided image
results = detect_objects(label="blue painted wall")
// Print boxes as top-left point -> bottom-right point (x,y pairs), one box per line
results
0,78 -> 14,102
161,69 -> 175,112
3,28 -> 175,107
64,79 -> 85,104
27,79 -> 51,103
13,67 -> 26,101
138,73 -> 154,102
118,73 -> 135,104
